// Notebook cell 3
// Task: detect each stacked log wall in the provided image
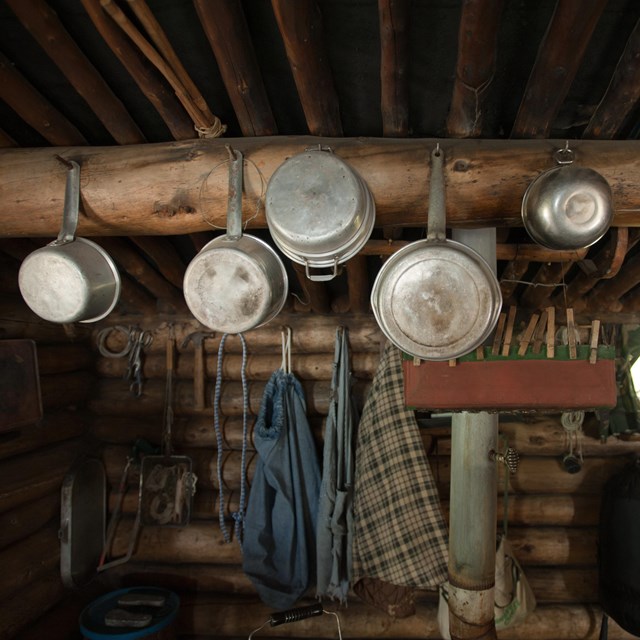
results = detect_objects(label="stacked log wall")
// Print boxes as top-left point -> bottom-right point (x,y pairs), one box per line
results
79,313 -> 640,639
0,297 -> 96,639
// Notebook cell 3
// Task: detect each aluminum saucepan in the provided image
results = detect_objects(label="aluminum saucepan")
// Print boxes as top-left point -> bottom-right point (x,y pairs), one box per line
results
371,147 -> 502,361
183,147 -> 288,334
265,147 -> 375,281
522,144 -> 613,250
18,159 -> 121,324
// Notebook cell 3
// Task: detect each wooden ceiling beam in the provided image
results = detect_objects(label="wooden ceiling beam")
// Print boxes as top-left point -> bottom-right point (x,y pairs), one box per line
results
378,0 -> 410,137
194,0 -> 276,136
580,251 -> 640,313
446,0 -> 504,137
7,0 -> 144,145
0,128 -> 18,148
129,236 -> 186,290
0,52 -> 87,146
511,0 -> 608,138
1,137 -> 639,237
271,0 -> 343,136
519,261 -> 572,311
79,0 -> 194,141
499,259 -> 529,304
582,18 -> 640,139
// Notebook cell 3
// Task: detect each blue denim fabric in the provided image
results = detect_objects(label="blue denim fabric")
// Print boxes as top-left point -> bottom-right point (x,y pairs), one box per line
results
242,369 -> 321,610
316,327 -> 358,603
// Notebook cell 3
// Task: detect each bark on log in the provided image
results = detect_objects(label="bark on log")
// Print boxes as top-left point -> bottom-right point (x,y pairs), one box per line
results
0,440 -> 81,513
379,0 -> 410,137
0,524 -> 59,601
96,350 -> 377,381
0,52 -> 87,146
2,138 -> 640,237
271,0 -> 343,137
194,0 -> 276,136
0,569 -> 66,640
6,0 -> 144,145
175,597 -> 637,639
92,314 -> 383,355
129,236 -> 187,289
511,0 -> 608,138
0,493 -> 59,550
88,378 -> 370,417
0,410 -> 87,460
446,0 -> 504,137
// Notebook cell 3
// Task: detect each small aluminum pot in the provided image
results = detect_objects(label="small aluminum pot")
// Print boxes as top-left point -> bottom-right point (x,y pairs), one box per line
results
371,147 -> 502,361
265,148 -> 375,281
522,145 -> 613,250
183,148 -> 288,334
18,160 -> 120,324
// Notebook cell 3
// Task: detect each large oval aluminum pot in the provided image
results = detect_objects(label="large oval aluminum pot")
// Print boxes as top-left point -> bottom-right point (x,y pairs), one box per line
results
371,147 -> 502,361
18,160 -> 120,324
183,148 -> 288,334
522,145 -> 613,250
265,148 -> 375,281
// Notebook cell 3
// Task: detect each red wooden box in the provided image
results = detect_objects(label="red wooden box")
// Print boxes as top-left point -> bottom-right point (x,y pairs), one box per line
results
403,353 -> 617,412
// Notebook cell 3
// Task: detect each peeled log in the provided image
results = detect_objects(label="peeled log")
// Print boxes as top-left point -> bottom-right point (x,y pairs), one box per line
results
0,524 -> 59,601
91,314 -> 383,355
176,597 -> 637,639
0,570 -> 66,640
88,378 -> 371,417
0,493 -> 60,550
39,371 -> 95,411
2,138 -> 640,237
110,517 -> 594,567
96,350 -> 378,381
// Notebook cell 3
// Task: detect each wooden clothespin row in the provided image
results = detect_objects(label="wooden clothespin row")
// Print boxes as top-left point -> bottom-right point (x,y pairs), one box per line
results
449,358 -> 457,367
413,356 -> 421,367
492,311 -> 507,356
502,306 -> 517,357
476,345 -> 485,360
566,308 -> 577,360
518,313 -> 540,357
546,306 -> 555,358
589,319 -> 601,364
532,309 -> 548,355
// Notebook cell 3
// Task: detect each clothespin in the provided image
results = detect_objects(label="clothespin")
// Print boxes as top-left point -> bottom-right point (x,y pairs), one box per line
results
502,306 -> 517,357
518,313 -> 540,357
532,310 -> 548,354
566,308 -> 577,360
492,312 -> 507,356
546,307 -> 555,358
589,319 -> 601,364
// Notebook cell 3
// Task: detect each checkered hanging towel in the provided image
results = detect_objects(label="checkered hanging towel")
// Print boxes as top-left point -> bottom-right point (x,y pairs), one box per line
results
352,341 -> 448,616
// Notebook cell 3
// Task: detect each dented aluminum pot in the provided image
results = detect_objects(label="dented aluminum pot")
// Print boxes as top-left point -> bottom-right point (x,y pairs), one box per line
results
371,147 -> 502,361
183,148 -> 288,334
265,147 -> 375,281
18,159 -> 121,324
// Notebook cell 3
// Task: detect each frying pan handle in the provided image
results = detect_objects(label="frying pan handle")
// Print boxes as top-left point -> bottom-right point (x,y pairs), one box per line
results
426,146 -> 446,242
226,146 -> 244,241
54,159 -> 80,245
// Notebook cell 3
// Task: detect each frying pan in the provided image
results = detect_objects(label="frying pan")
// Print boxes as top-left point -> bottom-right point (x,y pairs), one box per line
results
370,147 -> 502,361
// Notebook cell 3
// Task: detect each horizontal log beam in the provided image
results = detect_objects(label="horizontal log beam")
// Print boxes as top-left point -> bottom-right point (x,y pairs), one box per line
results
1,138 -> 639,237
92,314 -> 383,355
0,493 -> 59,550
96,350 -> 377,381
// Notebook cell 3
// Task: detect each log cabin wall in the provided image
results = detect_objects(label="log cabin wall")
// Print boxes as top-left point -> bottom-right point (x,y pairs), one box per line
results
2,300 -> 638,638
0,285 -> 97,639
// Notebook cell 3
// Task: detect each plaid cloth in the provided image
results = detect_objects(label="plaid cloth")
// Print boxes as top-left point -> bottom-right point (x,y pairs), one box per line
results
352,341 -> 448,598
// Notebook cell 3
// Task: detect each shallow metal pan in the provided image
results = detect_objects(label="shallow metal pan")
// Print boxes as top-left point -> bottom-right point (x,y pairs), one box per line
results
371,147 -> 502,361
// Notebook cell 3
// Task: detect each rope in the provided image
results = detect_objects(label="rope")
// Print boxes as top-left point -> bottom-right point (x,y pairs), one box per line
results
195,118 -> 227,138
213,333 -> 249,546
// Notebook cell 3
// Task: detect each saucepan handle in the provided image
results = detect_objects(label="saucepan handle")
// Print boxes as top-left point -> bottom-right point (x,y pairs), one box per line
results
426,145 -> 447,242
226,145 -> 244,241
54,158 -> 80,245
